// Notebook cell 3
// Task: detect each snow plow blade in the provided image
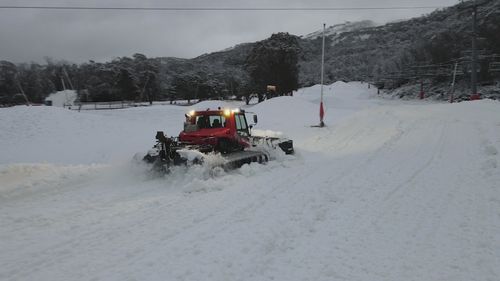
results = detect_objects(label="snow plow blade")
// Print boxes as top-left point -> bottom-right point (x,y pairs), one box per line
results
250,136 -> 294,155
221,150 -> 269,170
142,131 -> 272,174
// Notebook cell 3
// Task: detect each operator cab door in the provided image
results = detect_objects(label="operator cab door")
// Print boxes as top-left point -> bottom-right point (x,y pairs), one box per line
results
235,113 -> 250,137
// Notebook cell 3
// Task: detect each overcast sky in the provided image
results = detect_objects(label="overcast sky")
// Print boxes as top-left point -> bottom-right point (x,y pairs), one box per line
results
0,0 -> 461,63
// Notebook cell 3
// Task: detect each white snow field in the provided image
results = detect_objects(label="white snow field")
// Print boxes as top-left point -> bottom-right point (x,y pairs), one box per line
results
1,82 -> 499,281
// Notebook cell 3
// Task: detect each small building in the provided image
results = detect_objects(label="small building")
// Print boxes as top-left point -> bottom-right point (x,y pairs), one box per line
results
44,90 -> 77,108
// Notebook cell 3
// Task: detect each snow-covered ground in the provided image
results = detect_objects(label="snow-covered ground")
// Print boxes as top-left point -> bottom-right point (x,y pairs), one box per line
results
1,82 -> 499,281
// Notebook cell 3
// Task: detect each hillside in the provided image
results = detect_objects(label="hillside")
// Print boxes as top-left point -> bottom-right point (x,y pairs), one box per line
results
156,0 -> 500,99
1,0 -> 499,105
299,0 -> 500,93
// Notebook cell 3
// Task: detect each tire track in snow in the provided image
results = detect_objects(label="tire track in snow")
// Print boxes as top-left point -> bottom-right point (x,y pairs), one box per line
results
319,109 -> 500,281
380,121 -> 447,203
208,107 -> 429,280
281,107 -> 485,280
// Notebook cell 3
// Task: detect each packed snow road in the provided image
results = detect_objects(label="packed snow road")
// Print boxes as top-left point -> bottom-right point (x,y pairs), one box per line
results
1,82 -> 499,281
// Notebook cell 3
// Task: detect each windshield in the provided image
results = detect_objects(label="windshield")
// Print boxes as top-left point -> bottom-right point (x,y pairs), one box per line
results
195,115 -> 226,129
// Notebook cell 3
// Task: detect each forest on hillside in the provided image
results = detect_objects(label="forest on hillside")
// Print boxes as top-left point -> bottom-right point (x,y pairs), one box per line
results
0,34 -> 300,105
1,0 -> 499,105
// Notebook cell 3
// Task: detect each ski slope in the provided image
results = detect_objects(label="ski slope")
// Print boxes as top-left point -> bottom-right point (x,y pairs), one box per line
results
1,82 -> 499,281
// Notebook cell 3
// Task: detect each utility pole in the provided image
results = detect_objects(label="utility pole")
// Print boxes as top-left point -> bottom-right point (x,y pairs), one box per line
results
471,0 -> 479,98
450,62 -> 458,103
419,80 -> 425,100
61,76 -> 67,91
140,74 -> 150,102
461,0 -> 489,99
63,67 -> 74,90
15,74 -> 30,106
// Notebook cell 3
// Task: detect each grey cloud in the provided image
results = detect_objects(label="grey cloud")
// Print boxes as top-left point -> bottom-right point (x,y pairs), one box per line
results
0,0 -> 460,63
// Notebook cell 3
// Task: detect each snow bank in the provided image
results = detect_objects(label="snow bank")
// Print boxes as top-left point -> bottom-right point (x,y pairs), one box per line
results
0,163 -> 105,199
248,81 -> 380,143
295,81 -> 378,106
189,100 -> 243,111
0,104 -> 186,165
252,96 -> 318,134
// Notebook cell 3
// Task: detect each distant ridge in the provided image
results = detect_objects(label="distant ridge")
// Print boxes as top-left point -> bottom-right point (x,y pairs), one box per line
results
302,20 -> 376,40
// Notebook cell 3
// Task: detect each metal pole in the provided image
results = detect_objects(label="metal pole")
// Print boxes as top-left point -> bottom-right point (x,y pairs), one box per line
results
140,75 -> 150,102
319,23 -> 326,127
15,76 -> 30,106
471,1 -> 478,98
450,62 -> 458,103
61,76 -> 67,91
320,23 -> 325,103
420,80 -> 424,99
63,67 -> 74,90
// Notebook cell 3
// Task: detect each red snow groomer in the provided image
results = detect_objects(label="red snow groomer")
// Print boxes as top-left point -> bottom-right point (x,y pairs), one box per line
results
143,108 -> 294,172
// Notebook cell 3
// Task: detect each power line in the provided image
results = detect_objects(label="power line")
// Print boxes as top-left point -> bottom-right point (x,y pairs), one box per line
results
0,5 -> 445,11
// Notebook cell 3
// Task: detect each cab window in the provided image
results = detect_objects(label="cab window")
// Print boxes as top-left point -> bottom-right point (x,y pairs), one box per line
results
195,116 -> 209,129
209,115 -> 225,128
235,114 -> 249,135
195,115 -> 226,129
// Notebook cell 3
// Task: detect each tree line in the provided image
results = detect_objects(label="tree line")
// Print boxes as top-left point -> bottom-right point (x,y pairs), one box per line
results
0,33 -> 301,106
